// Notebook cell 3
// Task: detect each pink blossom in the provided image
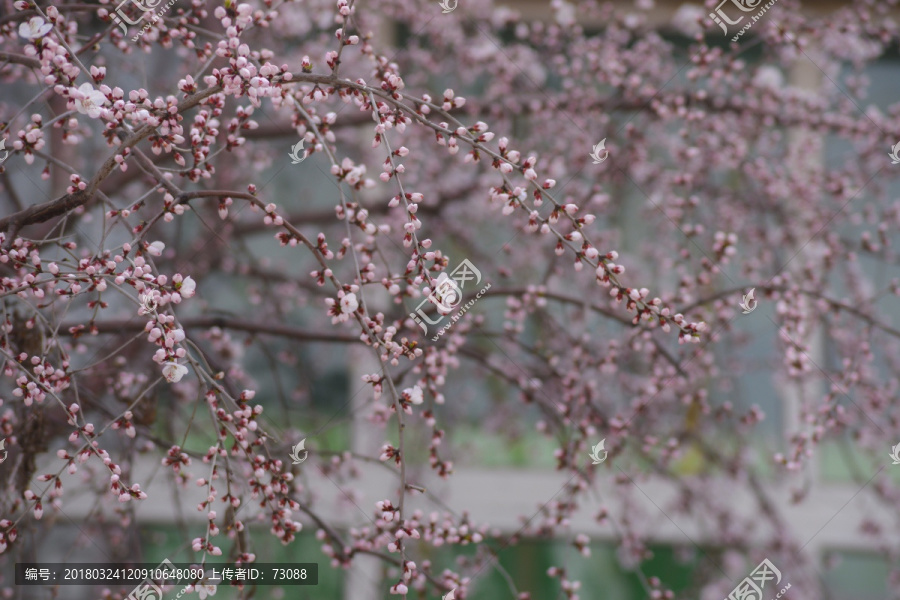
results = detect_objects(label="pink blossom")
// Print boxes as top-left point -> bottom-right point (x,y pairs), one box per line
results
2,3 -> 898,598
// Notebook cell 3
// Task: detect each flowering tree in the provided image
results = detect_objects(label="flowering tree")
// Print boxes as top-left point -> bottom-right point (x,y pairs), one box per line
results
1,0 -> 900,598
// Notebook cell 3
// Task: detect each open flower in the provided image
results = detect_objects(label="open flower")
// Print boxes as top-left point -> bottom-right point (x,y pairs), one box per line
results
403,386 -> 424,405
19,17 -> 52,40
179,276 -> 196,298
161,362 -> 188,383
146,241 -> 165,256
197,583 -> 217,599
71,83 -> 107,118
340,292 -> 359,314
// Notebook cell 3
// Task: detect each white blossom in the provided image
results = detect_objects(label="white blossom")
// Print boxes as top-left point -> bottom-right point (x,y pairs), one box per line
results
552,0 -> 576,27
180,276 -> 196,298
72,83 -> 107,119
753,66 -> 785,90
340,292 -> 359,314
19,17 -> 52,40
404,386 -> 424,405
671,4 -> 706,37
162,362 -> 188,383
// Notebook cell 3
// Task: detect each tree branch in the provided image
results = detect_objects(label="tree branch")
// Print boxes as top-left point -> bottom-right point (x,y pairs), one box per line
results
60,316 -> 362,344
0,85 -> 223,235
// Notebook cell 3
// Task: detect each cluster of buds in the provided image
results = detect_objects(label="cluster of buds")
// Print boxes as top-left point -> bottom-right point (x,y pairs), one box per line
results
375,499 -> 399,523
111,477 -> 147,503
418,512 -> 485,547
162,445 -> 192,472
191,536 -> 223,556
0,520 -> 17,554
330,157 -> 373,189
379,443 -> 401,465
109,409 -> 137,438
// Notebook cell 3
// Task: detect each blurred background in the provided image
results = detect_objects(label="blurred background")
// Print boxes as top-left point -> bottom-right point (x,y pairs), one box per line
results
3,0 -> 900,599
